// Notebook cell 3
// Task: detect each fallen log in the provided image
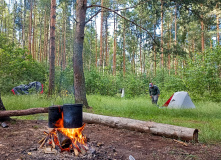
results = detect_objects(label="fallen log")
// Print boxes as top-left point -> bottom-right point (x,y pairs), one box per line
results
83,112 -> 198,142
0,108 -> 198,142
0,108 -> 48,117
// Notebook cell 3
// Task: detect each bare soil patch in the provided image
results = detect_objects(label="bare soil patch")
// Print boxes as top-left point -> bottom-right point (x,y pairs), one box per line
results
0,119 -> 220,160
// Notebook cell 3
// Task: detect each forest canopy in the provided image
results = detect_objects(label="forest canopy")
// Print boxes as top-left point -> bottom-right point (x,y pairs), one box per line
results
0,0 -> 220,102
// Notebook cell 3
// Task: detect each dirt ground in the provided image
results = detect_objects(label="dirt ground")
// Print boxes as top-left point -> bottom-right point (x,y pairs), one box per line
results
0,119 -> 221,160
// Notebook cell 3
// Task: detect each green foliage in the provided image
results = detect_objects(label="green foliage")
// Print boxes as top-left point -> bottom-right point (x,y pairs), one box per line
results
83,46 -> 220,102
0,34 -> 46,93
182,46 -> 221,101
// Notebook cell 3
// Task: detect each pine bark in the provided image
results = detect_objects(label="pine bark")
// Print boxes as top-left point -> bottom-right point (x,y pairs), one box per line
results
62,7 -> 67,69
0,93 -> 10,121
48,0 -> 56,96
139,22 -> 142,74
95,16 -> 98,68
113,12 -> 117,76
28,0 -> 32,54
73,0 -> 89,107
160,0 -> 164,68
174,4 -> 178,75
99,0 -> 104,67
123,19 -> 126,77
105,16 -> 109,67
200,4 -> 205,53
32,3 -> 36,60
43,8 -> 48,62
22,0 -> 26,48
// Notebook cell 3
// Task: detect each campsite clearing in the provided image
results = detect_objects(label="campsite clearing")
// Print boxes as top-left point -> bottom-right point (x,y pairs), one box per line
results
0,119 -> 221,160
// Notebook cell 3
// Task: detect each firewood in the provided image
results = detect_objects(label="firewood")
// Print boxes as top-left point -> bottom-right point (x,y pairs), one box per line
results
38,137 -> 46,144
57,131 -> 72,149
173,139 -> 188,146
44,146 -> 57,154
82,144 -> 89,150
79,146 -> 86,155
44,131 -> 49,135
51,136 -> 56,149
39,136 -> 49,149
73,148 -> 79,156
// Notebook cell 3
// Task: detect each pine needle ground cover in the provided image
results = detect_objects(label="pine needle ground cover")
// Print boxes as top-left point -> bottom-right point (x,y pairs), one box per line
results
2,94 -> 221,144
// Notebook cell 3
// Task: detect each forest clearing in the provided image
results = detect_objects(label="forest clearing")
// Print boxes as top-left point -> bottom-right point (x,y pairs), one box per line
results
0,0 -> 221,159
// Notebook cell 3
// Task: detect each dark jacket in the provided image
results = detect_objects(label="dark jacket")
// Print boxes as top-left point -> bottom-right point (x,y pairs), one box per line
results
149,85 -> 160,96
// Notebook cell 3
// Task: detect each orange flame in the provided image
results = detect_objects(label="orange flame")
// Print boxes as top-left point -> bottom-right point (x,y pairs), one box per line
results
50,109 -> 87,152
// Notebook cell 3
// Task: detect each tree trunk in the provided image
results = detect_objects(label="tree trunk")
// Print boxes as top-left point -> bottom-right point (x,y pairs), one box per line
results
174,4 -> 178,75
160,0 -> 164,68
132,49 -> 135,74
168,20 -> 171,75
139,22 -> 142,74
217,12 -> 220,45
48,0 -> 56,96
62,6 -> 67,69
28,0 -> 32,54
200,18 -> 204,52
83,113 -> 198,142
123,19 -> 126,77
73,0 -> 89,107
22,0 -> 26,48
113,11 -> 117,76
99,0 -> 104,67
32,3 -> 36,60
0,93 -> 10,121
153,21 -> 156,76
43,8 -> 48,62
105,16 -> 109,67
13,1 -> 17,44
38,14 -> 42,62
200,4 -> 205,53
0,95 -> 6,111
95,16 -> 98,68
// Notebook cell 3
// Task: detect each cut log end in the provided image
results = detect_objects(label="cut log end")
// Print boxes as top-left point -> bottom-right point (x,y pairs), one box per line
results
193,129 -> 199,143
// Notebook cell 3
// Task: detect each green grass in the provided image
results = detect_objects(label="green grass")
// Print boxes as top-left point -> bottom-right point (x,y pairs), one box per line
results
2,94 -> 221,144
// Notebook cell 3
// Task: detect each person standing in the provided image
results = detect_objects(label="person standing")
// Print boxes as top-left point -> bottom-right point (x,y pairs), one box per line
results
149,83 -> 160,105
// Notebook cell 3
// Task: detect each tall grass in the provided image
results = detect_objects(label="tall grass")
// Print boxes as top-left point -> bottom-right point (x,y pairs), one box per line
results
2,94 -> 221,144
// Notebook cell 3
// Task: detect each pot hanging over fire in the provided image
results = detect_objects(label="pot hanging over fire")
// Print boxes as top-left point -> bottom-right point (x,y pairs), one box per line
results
48,105 -> 63,128
63,104 -> 83,128
48,104 -> 83,128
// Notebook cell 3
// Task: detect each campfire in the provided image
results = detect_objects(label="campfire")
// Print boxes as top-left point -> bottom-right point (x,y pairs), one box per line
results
38,104 -> 89,156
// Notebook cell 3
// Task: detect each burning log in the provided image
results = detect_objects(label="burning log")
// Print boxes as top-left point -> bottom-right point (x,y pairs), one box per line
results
83,112 -> 199,142
39,127 -> 88,155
